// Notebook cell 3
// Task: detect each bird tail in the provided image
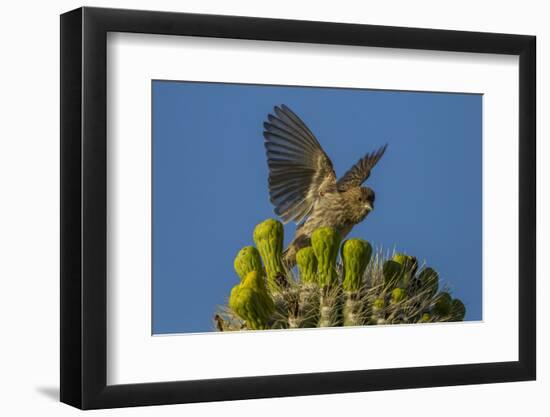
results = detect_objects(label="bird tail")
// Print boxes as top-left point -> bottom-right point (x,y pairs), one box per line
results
282,245 -> 298,269
283,234 -> 311,269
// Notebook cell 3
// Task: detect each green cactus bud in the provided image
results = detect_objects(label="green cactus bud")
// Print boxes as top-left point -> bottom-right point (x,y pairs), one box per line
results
393,253 -> 417,271
253,219 -> 285,291
433,292 -> 452,317
311,227 -> 340,287
449,299 -> 466,321
391,287 -> 406,304
229,270 -> 274,330
296,247 -> 317,284
418,267 -> 439,298
421,313 -> 431,323
372,297 -> 385,313
341,239 -> 372,292
233,246 -> 263,281
383,260 -> 403,289
392,253 -> 418,287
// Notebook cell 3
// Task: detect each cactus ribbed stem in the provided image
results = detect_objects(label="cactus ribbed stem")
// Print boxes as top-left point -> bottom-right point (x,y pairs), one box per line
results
296,283 -> 319,328
318,287 -> 341,327
343,292 -> 364,326
285,284 -> 319,329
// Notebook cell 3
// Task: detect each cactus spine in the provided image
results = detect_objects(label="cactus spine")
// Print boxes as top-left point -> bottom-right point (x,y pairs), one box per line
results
253,219 -> 286,291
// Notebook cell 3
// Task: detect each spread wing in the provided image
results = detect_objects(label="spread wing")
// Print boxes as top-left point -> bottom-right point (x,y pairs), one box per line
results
263,105 -> 336,224
337,144 -> 387,191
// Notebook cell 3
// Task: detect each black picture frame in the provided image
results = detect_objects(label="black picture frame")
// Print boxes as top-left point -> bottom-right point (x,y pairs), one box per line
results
60,6 -> 536,410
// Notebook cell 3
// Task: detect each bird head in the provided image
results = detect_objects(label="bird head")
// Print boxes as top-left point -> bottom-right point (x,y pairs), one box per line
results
343,186 -> 375,223
359,186 -> 375,210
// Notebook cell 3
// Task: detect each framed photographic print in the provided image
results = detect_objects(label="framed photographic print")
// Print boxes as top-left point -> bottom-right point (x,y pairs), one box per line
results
60,6 -> 536,409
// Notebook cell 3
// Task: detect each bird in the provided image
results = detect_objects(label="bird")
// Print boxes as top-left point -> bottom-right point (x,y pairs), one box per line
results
262,104 -> 387,266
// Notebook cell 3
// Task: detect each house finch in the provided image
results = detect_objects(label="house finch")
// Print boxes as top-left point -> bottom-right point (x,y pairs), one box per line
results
262,105 -> 387,266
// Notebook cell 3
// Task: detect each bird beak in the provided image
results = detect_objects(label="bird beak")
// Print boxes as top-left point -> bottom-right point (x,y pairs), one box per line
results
364,202 -> 373,211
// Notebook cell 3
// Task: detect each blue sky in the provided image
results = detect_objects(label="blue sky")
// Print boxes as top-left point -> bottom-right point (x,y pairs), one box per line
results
152,80 -> 482,334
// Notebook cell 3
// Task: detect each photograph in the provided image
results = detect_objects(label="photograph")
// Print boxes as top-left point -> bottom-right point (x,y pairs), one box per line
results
151,80 -> 482,334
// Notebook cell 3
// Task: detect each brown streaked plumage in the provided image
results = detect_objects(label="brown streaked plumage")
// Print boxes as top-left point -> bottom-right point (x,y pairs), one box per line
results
262,104 -> 387,266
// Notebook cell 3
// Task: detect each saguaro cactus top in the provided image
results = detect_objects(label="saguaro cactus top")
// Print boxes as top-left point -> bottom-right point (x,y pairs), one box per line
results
218,221 -> 468,331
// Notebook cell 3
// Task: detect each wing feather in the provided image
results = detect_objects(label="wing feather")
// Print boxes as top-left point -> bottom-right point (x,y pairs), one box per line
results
337,144 -> 387,191
263,105 -> 336,224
